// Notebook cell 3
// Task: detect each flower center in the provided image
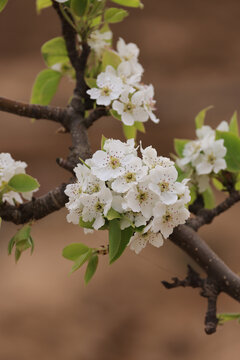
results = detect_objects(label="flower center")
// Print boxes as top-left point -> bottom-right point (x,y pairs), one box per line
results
208,154 -> 216,164
159,181 -> 169,192
125,172 -> 136,183
110,156 -> 120,169
137,190 -> 148,203
124,102 -> 134,113
163,212 -> 172,223
101,87 -> 111,96
95,201 -> 104,212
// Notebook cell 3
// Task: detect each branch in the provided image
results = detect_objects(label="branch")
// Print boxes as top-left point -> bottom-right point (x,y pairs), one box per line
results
84,107 -> 108,128
188,190 -> 240,231
0,182 -> 68,224
0,97 -> 68,126
170,225 -> 240,302
162,265 -> 219,334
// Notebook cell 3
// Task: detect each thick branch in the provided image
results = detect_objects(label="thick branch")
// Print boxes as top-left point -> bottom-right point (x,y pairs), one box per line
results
0,183 -> 68,224
188,190 -> 240,231
0,97 -> 68,125
170,225 -> 240,302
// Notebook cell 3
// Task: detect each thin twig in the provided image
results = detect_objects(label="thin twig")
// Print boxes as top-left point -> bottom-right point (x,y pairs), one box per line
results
84,107 -> 108,128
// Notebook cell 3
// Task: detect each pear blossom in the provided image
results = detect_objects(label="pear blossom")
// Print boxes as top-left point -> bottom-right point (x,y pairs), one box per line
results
112,90 -> 148,126
129,223 -> 164,254
138,84 -> 160,123
195,139 -> 227,175
152,202 -> 190,239
87,66 -> 124,106
0,153 -> 38,205
88,30 -> 112,56
117,37 -> 140,63
65,139 -> 190,255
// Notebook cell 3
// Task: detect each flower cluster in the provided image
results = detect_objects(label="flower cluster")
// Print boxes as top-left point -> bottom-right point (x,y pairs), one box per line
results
0,153 -> 38,205
65,139 -> 190,254
177,121 -> 228,192
87,38 -> 159,126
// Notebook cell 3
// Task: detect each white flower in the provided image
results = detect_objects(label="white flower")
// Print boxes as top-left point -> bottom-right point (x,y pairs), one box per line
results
138,84 -> 159,124
129,223 -> 164,254
88,30 -> 112,56
152,202 -> 190,238
196,175 -> 209,193
120,211 -> 147,230
117,37 -> 140,63
195,139 -> 227,175
141,145 -> 174,169
112,90 -> 148,126
174,179 -> 191,204
148,166 -> 179,205
111,157 -> 148,193
217,121 -> 229,132
123,181 -> 159,219
81,187 -> 112,230
87,66 -> 124,106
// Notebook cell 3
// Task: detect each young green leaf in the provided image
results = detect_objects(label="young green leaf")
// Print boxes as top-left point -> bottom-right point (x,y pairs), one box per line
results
14,224 -> 31,242
104,7 -> 128,23
41,37 -> 69,67
134,121 -> 145,133
102,49 -> 122,70
101,135 -> 107,150
71,0 -> 88,17
202,187 -> 215,209
79,217 -> 94,229
30,69 -> 62,105
174,139 -> 190,157
109,219 -> 121,264
106,208 -> 122,220
85,77 -> 97,89
62,243 -> 90,261
110,226 -> 134,264
195,106 -> 213,129
70,249 -> 92,274
229,111 -> 239,136
123,124 -> 136,140
0,0 -> 8,12
8,174 -> 39,193
84,254 -> 99,284
111,0 -> 143,8
212,177 -> 225,191
217,313 -> 240,324
36,0 -> 52,13
110,109 -> 122,121
216,130 -> 240,172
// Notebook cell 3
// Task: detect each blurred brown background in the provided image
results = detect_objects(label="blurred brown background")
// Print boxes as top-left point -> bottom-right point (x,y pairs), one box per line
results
1,0 -> 240,359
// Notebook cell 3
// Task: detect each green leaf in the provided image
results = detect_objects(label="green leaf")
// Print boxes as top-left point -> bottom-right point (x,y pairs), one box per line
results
106,208 -> 122,220
134,121 -> 145,133
217,313 -> 240,324
189,185 -> 197,205
16,239 -> 32,252
101,135 -> 107,150
62,243 -> 89,261
202,187 -> 215,209
216,130 -> 240,172
195,106 -> 213,129
41,37 -> 69,67
111,0 -> 143,8
8,236 -> 15,255
110,226 -> 134,263
30,69 -> 62,105
79,217 -> 94,229
0,0 -> 8,12
102,49 -> 122,70
123,124 -> 136,140
104,7 -> 128,23
109,219 -> 121,264
14,224 -> 31,242
85,77 -> 97,88
71,0 -> 88,16
36,0 -> 52,13
110,109 -> 121,121
212,177 -> 225,191
8,224 -> 33,262
84,254 -> 99,284
174,139 -> 190,157
70,249 -> 92,274
8,174 -> 39,193
229,111 -> 239,136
